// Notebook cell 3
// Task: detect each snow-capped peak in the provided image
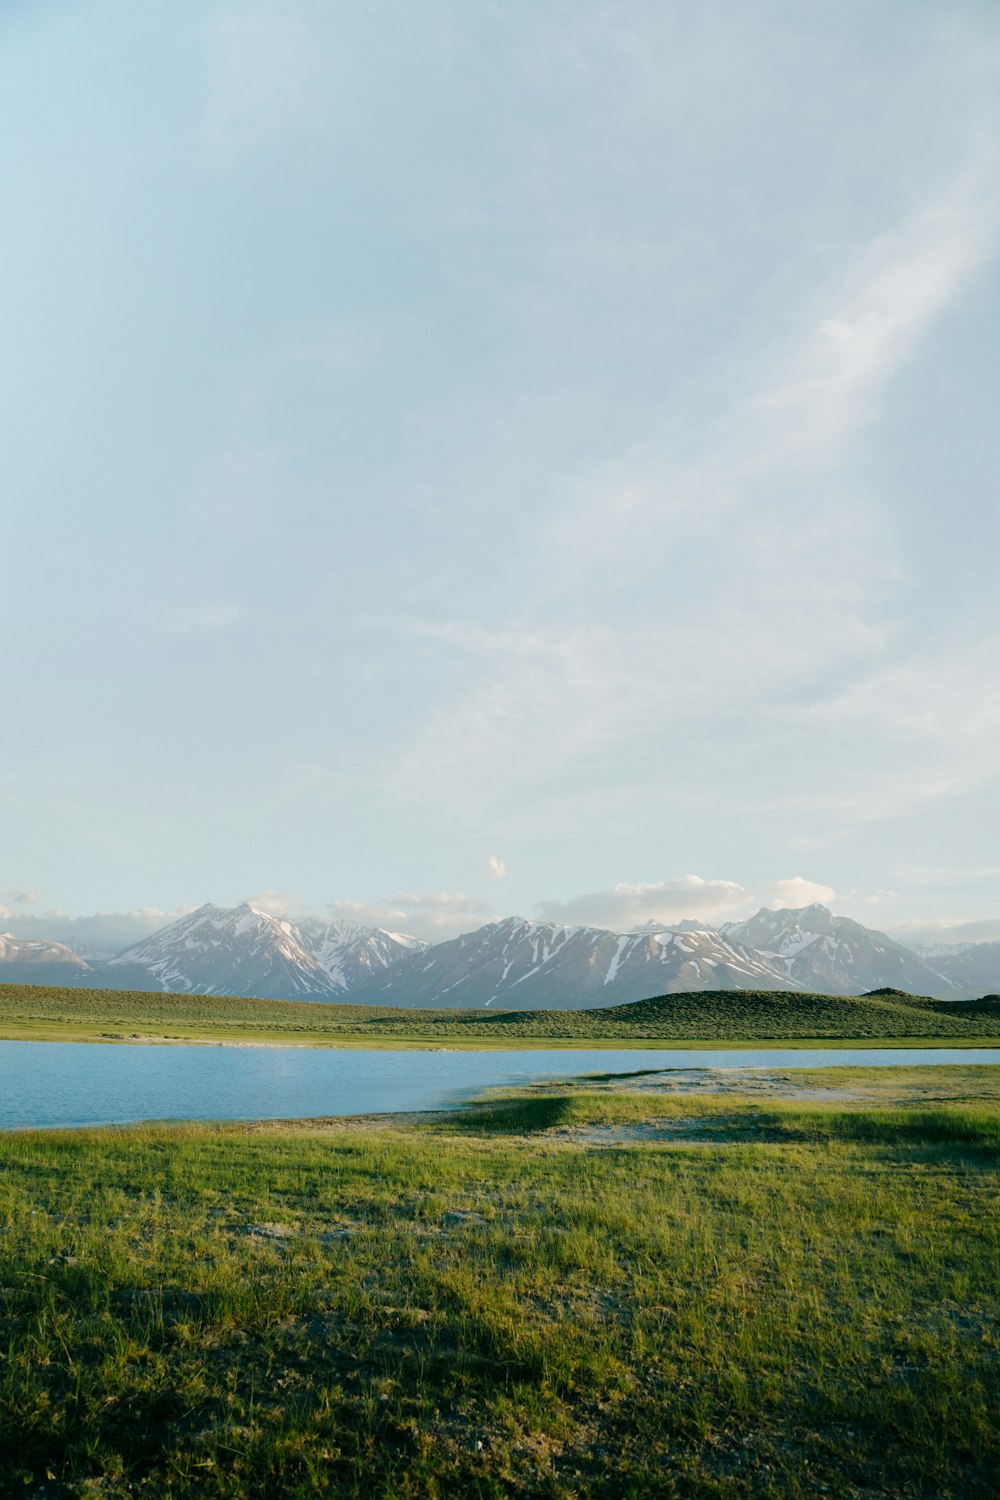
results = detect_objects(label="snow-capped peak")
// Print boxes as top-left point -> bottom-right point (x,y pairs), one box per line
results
102,903 -> 425,1001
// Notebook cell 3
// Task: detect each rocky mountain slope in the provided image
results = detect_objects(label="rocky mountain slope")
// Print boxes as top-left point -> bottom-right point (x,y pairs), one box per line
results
719,904 -> 953,996
352,916 -> 797,1010
100,904 -> 427,1000
103,904 -> 336,998
927,940 -> 1000,996
296,918 -> 427,993
0,933 -> 95,987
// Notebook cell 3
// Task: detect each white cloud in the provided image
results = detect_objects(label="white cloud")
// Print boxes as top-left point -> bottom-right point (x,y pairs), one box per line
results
2,888 -> 39,904
486,855 -> 508,880
536,875 -> 751,932
0,908 -> 194,958
326,891 -> 492,942
762,877 -> 836,910
246,888 -> 297,916
889,916 -> 1000,947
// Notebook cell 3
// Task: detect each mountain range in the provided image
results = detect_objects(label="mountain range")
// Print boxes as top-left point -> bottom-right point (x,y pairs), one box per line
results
1,900 -> 998,1008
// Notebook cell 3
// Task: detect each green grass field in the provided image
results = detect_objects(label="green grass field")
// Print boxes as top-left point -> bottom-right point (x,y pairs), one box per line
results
1,980 -> 999,1048
1,1066 -> 998,1497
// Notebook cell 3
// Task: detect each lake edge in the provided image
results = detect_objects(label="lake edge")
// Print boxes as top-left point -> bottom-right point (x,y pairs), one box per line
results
3,1039 -> 1000,1133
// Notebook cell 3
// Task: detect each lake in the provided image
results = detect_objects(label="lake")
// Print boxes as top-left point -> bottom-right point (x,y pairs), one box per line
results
1,1041 -> 998,1130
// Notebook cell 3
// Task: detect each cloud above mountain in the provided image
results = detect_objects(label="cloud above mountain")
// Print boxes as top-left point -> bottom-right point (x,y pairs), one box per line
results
535,876 -> 751,931
325,891 -> 493,941
0,908 -> 196,958
889,916 -> 1000,947
762,877 -> 836,909
245,888 -> 299,917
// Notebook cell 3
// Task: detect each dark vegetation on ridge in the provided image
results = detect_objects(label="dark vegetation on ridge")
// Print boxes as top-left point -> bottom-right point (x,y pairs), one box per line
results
0,980 -> 999,1044
465,987 -> 1000,1041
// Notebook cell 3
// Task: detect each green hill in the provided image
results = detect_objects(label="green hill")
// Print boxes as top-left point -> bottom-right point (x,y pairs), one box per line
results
0,980 -> 999,1046
405,986 -> 1000,1040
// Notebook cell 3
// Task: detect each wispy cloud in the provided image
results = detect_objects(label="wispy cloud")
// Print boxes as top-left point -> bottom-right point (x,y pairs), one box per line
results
751,158 -> 1000,457
486,855 -> 508,879
382,150 -> 1000,841
774,622 -> 1000,826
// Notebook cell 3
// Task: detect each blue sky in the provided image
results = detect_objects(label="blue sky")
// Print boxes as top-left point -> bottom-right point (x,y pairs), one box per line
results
3,0 -> 1000,945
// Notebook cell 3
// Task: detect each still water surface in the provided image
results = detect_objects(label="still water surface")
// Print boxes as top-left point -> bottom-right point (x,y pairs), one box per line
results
1,1041 -> 998,1131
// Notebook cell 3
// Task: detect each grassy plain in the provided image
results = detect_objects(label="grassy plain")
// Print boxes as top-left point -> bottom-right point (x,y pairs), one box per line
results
1,1065 -> 998,1497
1,981 -> 999,1048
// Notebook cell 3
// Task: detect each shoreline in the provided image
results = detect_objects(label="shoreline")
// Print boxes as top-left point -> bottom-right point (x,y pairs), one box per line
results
4,1056 -> 1000,1135
7,1058 -> 1000,1134
1,1027 -> 999,1051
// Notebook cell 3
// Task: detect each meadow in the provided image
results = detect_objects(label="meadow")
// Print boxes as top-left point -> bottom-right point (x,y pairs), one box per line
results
1,981 -> 999,1048
0,1065 -> 997,1497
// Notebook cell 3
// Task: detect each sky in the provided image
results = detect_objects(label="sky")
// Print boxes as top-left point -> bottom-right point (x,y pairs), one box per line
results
3,0 -> 1000,949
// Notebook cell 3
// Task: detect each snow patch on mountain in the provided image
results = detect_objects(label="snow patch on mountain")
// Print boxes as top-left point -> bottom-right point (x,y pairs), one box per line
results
102,903 -> 424,1001
720,905 -> 955,996
0,932 -> 95,985
355,915 -> 796,1010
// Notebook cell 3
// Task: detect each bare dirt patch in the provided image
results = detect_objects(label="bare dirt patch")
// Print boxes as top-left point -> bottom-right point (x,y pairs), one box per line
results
594,1067 -> 866,1102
